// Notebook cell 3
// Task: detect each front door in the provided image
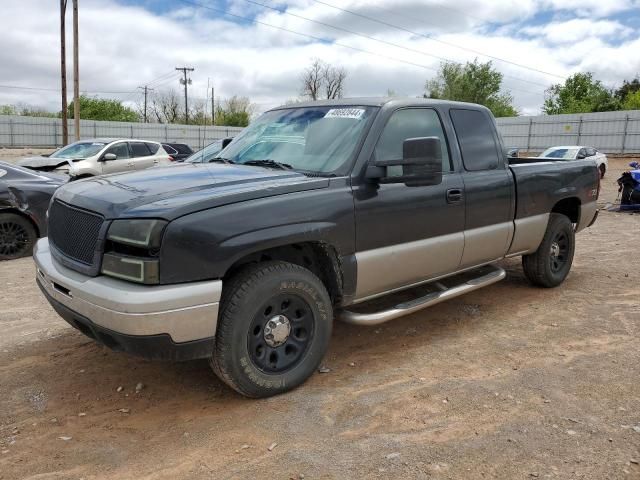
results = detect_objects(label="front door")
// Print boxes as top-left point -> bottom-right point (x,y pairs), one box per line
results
353,108 -> 465,301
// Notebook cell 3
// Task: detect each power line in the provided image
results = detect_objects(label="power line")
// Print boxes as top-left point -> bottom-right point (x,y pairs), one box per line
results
177,0 -> 545,97
0,84 -> 135,94
238,0 -> 552,88
307,0 -> 564,80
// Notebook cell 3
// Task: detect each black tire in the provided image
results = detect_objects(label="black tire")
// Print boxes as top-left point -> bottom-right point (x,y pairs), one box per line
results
0,213 -> 37,261
522,213 -> 575,288
210,261 -> 333,398
599,164 -> 606,179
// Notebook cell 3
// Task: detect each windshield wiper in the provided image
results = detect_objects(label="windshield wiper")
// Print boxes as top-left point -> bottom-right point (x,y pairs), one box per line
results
208,157 -> 235,164
243,159 -> 293,171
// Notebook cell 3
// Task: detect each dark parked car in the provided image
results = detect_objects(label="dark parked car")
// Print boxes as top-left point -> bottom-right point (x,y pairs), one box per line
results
162,143 -> 194,162
34,98 -> 599,397
184,138 -> 233,163
0,162 -> 66,260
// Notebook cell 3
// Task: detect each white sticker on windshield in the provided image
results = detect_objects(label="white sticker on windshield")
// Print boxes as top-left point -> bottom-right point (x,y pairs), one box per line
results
0,169 -> 6,178
324,108 -> 365,120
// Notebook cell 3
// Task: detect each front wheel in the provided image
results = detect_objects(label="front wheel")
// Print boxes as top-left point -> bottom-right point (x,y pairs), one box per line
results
599,164 -> 606,179
210,261 -> 333,398
0,213 -> 37,261
522,213 -> 575,288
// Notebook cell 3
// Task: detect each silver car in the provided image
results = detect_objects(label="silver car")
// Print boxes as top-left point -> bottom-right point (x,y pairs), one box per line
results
18,138 -> 172,179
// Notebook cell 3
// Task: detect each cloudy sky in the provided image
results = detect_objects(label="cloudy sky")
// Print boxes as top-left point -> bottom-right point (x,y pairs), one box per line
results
2,0 -> 640,117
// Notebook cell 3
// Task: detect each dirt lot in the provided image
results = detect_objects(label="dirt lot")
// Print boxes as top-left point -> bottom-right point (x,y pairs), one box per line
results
1,158 -> 639,479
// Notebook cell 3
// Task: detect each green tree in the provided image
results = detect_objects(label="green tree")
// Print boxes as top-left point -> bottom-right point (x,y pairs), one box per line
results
67,95 -> 139,122
543,73 -> 620,114
214,96 -> 253,127
615,77 -> 640,102
425,59 -> 518,117
622,90 -> 640,110
0,105 -> 18,115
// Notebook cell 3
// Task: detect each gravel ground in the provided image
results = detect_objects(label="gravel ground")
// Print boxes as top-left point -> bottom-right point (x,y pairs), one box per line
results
0,158 -> 639,480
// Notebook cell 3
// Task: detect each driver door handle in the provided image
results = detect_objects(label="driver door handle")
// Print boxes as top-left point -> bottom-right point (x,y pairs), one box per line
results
446,188 -> 463,203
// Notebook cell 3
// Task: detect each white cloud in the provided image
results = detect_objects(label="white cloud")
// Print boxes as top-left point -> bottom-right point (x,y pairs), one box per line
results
0,0 -> 638,118
522,19 -> 633,44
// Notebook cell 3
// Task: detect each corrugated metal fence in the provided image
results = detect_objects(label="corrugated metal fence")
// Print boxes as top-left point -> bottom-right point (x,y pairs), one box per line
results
496,110 -> 640,154
1,110 -> 640,154
0,115 -> 244,150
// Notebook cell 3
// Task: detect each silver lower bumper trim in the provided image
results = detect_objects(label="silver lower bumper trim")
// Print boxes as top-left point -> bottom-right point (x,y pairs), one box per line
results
34,238 -> 222,343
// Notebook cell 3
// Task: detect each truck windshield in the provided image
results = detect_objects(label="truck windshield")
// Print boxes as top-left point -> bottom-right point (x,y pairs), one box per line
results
52,142 -> 107,159
219,106 -> 377,174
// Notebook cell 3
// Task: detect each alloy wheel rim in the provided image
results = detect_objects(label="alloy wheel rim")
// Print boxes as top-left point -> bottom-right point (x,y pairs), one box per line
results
0,221 -> 30,257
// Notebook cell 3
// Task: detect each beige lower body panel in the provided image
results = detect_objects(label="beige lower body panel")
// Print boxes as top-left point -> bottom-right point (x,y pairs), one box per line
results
354,232 -> 464,300
460,222 -> 514,268
507,213 -> 550,256
577,201 -> 598,232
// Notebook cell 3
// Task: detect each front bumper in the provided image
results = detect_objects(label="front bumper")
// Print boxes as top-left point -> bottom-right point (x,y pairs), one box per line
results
34,238 -> 222,360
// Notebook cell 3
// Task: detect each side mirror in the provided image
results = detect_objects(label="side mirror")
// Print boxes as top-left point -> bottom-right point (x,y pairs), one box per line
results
103,153 -> 117,161
367,137 -> 443,187
222,138 -> 233,149
507,148 -> 519,158
576,152 -> 586,159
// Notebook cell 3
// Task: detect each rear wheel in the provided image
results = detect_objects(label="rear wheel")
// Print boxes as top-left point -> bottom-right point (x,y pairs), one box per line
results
522,213 -> 575,288
0,213 -> 37,261
210,261 -> 333,398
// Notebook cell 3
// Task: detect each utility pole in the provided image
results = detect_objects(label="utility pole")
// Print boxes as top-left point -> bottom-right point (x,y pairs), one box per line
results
138,86 -> 153,123
60,0 -> 68,146
211,86 -> 215,126
72,0 -> 80,141
175,67 -> 194,124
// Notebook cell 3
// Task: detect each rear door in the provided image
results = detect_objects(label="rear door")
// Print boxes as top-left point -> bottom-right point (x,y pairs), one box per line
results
100,142 -> 133,174
449,108 -> 514,268
129,142 -> 158,170
353,107 -> 465,300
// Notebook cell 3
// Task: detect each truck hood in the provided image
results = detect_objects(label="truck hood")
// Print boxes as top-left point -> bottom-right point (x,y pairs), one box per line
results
54,162 -> 330,220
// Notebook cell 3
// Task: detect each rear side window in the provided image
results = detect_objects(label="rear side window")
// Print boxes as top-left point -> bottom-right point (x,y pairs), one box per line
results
374,108 -> 451,175
130,142 -> 152,157
145,142 -> 160,154
450,109 -> 500,171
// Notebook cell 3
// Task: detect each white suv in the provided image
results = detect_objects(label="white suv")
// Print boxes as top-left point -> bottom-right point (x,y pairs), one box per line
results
18,139 -> 172,179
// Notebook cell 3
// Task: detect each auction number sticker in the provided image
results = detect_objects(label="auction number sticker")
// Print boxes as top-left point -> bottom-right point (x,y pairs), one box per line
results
324,108 -> 365,120
0,169 -> 6,178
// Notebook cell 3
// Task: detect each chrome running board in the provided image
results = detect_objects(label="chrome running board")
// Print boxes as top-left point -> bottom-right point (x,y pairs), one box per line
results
339,265 -> 506,326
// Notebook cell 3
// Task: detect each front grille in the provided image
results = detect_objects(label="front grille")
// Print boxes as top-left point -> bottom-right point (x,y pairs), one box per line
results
49,200 -> 104,265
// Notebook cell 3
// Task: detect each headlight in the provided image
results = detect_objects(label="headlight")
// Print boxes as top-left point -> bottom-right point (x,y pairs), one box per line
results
107,219 -> 167,249
102,219 -> 167,284
102,253 -> 160,284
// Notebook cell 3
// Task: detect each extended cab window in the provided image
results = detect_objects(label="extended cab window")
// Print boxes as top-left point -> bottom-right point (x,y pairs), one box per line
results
105,143 -> 129,159
450,109 -> 500,171
130,142 -> 152,157
374,108 -> 451,177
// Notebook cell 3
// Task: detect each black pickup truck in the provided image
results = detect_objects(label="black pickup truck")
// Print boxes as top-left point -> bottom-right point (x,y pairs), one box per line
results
34,98 -> 599,397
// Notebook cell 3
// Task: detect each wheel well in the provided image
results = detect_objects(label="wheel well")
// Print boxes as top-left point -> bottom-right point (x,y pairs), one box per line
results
225,242 -> 344,305
0,208 -> 40,237
551,197 -> 580,224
